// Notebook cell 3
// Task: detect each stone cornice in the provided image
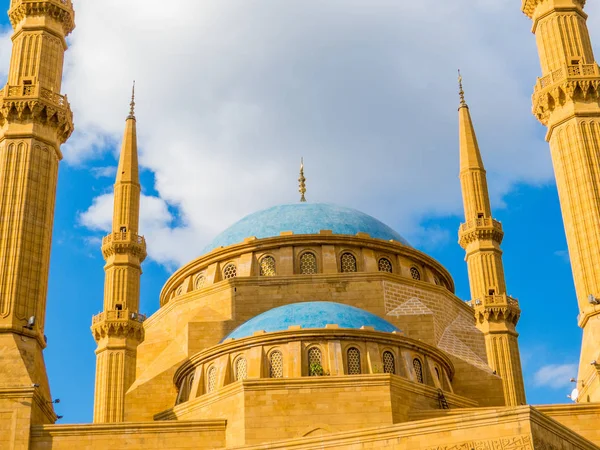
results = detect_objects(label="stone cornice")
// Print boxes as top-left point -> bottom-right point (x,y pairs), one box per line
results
30,419 -> 227,437
9,0 -> 75,36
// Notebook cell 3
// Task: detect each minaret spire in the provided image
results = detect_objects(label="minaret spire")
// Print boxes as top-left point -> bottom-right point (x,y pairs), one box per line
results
299,158 -> 307,202
457,75 -> 525,406
128,80 -> 136,119
92,89 -> 147,423
458,70 -> 466,107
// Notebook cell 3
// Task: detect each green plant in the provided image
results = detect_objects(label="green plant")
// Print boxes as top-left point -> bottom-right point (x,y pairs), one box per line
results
309,362 -> 324,376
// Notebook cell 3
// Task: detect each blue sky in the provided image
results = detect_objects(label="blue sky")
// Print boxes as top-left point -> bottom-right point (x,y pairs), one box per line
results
0,0 -> 594,422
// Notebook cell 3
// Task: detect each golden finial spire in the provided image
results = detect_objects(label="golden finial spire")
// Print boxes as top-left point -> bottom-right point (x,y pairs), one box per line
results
298,157 -> 306,202
128,81 -> 136,119
458,70 -> 467,107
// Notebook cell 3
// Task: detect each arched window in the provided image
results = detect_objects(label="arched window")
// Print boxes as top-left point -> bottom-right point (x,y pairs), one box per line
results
207,366 -> 217,393
223,263 -> 237,279
340,252 -> 357,273
378,258 -> 393,273
187,374 -> 195,401
347,347 -> 361,375
435,367 -> 441,381
300,252 -> 317,274
235,357 -> 247,381
410,267 -> 421,281
308,347 -> 323,376
194,272 -> 206,290
175,285 -> 184,296
260,256 -> 276,276
382,351 -> 396,374
269,350 -> 284,378
413,358 -> 424,383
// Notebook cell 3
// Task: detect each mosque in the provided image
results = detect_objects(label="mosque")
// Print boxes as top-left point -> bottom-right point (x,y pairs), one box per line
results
1,0 -> 600,448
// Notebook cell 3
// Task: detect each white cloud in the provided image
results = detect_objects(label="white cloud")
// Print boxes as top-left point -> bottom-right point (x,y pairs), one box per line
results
62,0 -> 600,267
533,364 -> 577,389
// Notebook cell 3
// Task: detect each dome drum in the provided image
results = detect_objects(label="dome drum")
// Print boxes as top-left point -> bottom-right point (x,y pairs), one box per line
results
173,327 -> 455,406
160,233 -> 454,306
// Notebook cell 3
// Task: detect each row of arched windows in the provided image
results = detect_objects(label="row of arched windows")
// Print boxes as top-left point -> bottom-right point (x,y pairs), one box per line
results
177,349 -> 433,404
218,255 -> 420,279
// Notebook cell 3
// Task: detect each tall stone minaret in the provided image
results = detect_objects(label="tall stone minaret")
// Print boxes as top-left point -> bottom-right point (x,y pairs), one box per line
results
91,87 -> 147,423
457,76 -> 526,406
523,0 -> 600,403
0,0 -> 74,421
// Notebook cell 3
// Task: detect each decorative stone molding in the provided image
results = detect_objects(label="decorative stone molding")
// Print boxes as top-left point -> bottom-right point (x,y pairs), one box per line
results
9,0 -> 75,36
468,295 -> 521,325
0,84 -> 74,143
522,0 -> 586,18
91,310 -> 145,342
458,218 -> 504,248
426,434 -> 532,450
532,64 -> 600,125
101,231 -> 147,260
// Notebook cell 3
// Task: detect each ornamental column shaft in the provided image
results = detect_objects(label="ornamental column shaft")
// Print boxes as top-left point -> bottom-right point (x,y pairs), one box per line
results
523,0 -> 600,402
0,0 -> 74,423
91,90 -> 147,423
457,78 -> 526,406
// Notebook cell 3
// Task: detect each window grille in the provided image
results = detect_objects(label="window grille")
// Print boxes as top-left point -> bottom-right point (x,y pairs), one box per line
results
235,357 -> 247,381
260,256 -> 276,276
207,366 -> 217,392
269,350 -> 283,378
347,347 -> 361,375
194,272 -> 206,290
175,285 -> 184,296
341,253 -> 357,273
300,252 -> 317,274
308,347 -> 322,376
413,358 -> 424,383
410,267 -> 421,280
223,263 -> 237,279
383,351 -> 396,374
378,258 -> 393,273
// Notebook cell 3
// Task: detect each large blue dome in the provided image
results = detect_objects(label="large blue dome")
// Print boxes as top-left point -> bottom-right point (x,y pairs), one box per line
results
204,203 -> 409,252
224,301 -> 400,341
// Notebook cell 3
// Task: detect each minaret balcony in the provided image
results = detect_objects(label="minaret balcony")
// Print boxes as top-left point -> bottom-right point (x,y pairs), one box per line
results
532,62 -> 600,125
467,294 -> 521,324
101,231 -> 147,261
458,217 -> 504,247
91,309 -> 146,342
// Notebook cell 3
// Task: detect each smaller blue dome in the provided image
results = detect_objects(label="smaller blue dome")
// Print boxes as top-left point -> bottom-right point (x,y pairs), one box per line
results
224,301 -> 400,341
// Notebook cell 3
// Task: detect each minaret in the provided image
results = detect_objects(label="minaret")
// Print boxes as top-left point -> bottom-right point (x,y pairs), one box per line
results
523,0 -> 600,403
91,86 -> 147,423
457,74 -> 526,406
0,0 -> 74,422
